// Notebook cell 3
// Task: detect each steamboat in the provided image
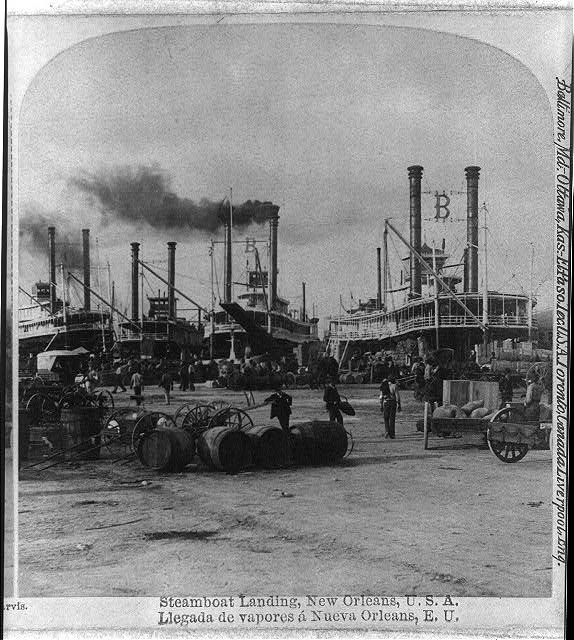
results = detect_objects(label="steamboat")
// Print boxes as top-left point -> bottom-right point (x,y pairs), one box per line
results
19,228 -> 114,366
326,166 -> 539,367
205,202 -> 320,362
115,241 -> 204,360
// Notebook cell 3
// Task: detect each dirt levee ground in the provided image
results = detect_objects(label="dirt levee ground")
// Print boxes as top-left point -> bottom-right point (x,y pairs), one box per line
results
17,385 -> 552,597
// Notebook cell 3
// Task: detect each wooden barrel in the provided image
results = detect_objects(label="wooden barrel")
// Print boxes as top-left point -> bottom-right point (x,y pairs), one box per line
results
197,427 -> 253,473
242,424 -> 290,469
289,420 -> 348,465
137,426 -> 195,471
60,407 -> 103,460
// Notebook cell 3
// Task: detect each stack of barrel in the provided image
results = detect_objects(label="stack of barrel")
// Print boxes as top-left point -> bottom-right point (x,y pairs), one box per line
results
136,417 -> 349,473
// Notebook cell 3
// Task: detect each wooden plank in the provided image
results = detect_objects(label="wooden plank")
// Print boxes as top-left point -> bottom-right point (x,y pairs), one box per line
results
469,381 -> 499,411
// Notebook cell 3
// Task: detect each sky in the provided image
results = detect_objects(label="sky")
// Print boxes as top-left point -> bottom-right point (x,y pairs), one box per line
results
16,22 -> 556,329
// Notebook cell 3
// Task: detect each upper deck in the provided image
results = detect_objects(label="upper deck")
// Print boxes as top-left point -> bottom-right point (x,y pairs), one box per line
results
328,292 -> 535,342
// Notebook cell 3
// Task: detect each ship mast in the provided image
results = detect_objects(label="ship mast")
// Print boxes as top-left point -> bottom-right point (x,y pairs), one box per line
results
481,203 -> 488,326
432,240 -> 439,349
209,240 -> 215,360
528,242 -> 534,342
60,263 -> 68,349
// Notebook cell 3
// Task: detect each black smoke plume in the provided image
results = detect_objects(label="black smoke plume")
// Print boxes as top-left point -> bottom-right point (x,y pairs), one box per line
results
69,165 -> 279,232
19,206 -> 84,270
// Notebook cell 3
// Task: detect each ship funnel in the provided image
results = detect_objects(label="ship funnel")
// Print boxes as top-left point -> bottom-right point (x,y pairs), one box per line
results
82,229 -> 91,311
464,166 -> 480,293
131,242 -> 140,322
224,218 -> 232,304
168,241 -> 176,319
408,165 -> 423,298
266,204 -> 281,310
48,226 -> 56,313
377,247 -> 382,310
269,212 -> 279,309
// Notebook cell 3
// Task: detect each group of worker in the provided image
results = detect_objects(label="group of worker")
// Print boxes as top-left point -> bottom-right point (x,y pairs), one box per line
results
265,373 -> 401,440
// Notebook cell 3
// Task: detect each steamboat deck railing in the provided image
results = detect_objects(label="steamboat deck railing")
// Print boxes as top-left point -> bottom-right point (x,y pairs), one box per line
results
328,312 -> 536,341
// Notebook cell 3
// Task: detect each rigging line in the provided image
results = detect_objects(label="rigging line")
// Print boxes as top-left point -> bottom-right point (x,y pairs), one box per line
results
141,269 -> 156,298
137,259 -> 209,314
213,253 -> 221,303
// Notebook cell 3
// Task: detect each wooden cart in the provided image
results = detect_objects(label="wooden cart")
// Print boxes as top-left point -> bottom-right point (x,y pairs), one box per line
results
486,406 -> 551,463
423,413 -> 488,450
423,405 -> 551,463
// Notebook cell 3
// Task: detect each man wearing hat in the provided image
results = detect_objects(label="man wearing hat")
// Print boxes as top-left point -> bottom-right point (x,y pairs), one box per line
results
323,377 -> 343,424
265,386 -> 293,435
524,374 -> 544,422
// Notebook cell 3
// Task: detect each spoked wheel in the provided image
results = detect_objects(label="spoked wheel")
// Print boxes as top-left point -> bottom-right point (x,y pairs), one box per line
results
180,404 -> 215,437
94,390 -> 115,422
487,436 -> 529,463
26,393 -> 60,423
102,408 -> 145,457
131,412 -> 177,453
59,385 -> 91,409
209,407 -> 254,432
174,402 -> 198,427
487,407 -> 529,463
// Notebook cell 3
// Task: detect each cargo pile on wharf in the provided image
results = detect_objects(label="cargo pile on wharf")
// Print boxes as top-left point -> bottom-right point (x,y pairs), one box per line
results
19,398 -> 352,476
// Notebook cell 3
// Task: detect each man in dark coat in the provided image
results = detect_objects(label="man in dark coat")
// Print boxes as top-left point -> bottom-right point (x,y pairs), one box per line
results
323,377 -> 343,425
265,388 -> 293,434
498,369 -> 514,407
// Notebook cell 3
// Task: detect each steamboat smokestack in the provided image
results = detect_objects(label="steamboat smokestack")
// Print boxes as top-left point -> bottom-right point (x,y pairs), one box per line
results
302,281 -> 306,321
465,166 -> 480,293
377,247 -> 382,310
48,226 -> 56,313
82,229 -> 90,311
268,205 -> 280,310
224,220 -> 232,304
131,242 -> 140,323
167,241 -> 176,320
408,165 -> 423,298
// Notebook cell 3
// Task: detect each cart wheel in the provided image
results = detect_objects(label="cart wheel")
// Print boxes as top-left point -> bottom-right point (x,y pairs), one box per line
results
26,393 -> 60,422
209,407 -> 254,431
59,385 -> 91,409
486,432 -> 529,463
102,408 -> 144,455
174,402 -> 198,427
94,390 -> 115,421
487,407 -> 529,463
181,404 -> 215,437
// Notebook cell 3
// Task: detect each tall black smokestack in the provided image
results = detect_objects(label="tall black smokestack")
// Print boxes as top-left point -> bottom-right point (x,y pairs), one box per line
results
82,229 -> 90,311
224,220 -> 232,304
269,209 -> 280,310
377,247 -> 382,310
465,166 -> 480,293
408,165 -> 423,298
168,241 -> 176,320
131,242 -> 140,323
48,226 -> 56,313
302,282 -> 306,321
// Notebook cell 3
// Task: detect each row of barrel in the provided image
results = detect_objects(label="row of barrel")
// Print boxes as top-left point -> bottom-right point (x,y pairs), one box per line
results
137,420 -> 350,474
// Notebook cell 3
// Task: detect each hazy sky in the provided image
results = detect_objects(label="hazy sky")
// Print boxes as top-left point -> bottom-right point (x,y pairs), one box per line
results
17,22 -> 556,326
